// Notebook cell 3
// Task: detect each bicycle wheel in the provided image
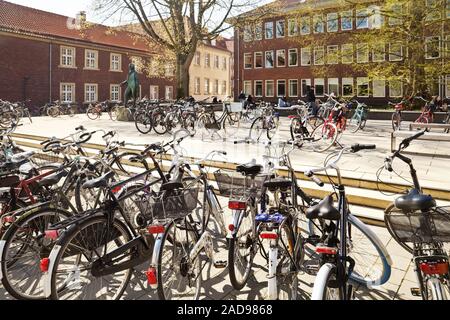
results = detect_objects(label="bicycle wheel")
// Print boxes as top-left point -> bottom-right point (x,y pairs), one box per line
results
223,113 -> 240,139
109,106 -> 119,121
266,118 -> 278,140
152,110 -> 168,135
290,118 -> 304,145
384,204 -> 413,254
166,113 -> 183,134
348,117 -> 362,133
134,112 -> 153,134
182,114 -> 197,136
156,219 -> 201,300
311,263 -> 344,300
67,107 -> 75,117
48,216 -> 132,300
392,112 -> 401,131
47,106 -> 59,118
250,117 -> 264,141
311,122 -> 338,153
0,208 -> 70,300
86,106 -> 99,120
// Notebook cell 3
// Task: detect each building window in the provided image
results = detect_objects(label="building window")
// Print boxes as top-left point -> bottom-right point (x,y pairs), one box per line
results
265,80 -> 274,97
194,52 -> 201,65
425,0 -> 441,21
327,45 -> 339,65
110,53 -> 121,71
301,48 -> 311,66
244,53 -> 252,69
265,22 -> 274,39
342,44 -> 353,64
214,55 -> 220,68
314,79 -> 325,97
356,43 -> 369,63
243,25 -> 252,42
150,85 -> 159,100
314,46 -> 325,65
300,16 -> 310,35
341,11 -> 353,31
60,83 -> 75,103
164,65 -> 174,77
313,15 -> 325,33
243,81 -> 252,96
372,43 -> 386,62
85,84 -> 98,103
357,77 -> 369,97
356,9 -> 369,29
288,49 -> 298,66
389,4 -> 403,26
60,46 -> 76,67
328,78 -> 339,96
342,78 -> 354,97
288,19 -> 298,36
205,53 -> 210,67
389,80 -> 403,97
368,5 -> 383,29
425,36 -> 441,59
255,23 -> 263,40
165,86 -> 174,100
372,80 -> 386,97
255,81 -> 263,97
213,79 -> 219,95
276,20 -> 285,38
301,79 -> 311,97
265,51 -> 274,68
85,50 -> 98,69
327,13 -> 338,32
110,85 -> 120,102
255,52 -> 263,68
222,81 -> 227,95
204,79 -> 210,95
194,78 -> 201,95
222,57 -> 227,70
389,43 -> 403,61
446,35 -> 450,57
277,49 -> 286,67
289,79 -> 298,97
277,80 -> 286,97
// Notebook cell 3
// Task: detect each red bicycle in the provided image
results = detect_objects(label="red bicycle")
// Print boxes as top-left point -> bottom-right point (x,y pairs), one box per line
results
414,96 -> 434,125
389,99 -> 409,131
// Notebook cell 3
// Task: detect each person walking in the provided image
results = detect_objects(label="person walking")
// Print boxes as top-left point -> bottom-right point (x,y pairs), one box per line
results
306,86 -> 318,115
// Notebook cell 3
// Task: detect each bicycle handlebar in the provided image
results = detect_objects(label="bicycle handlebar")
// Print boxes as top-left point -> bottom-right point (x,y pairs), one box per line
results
351,144 -> 376,153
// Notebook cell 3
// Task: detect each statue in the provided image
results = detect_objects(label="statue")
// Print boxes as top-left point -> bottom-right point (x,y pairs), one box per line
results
121,63 -> 140,107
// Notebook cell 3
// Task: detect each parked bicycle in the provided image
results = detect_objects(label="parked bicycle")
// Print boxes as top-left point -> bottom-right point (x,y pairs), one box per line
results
86,100 -> 119,121
47,101 -> 75,118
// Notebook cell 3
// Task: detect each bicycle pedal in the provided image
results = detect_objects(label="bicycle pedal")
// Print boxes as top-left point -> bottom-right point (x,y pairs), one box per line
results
410,288 -> 421,297
213,260 -> 227,269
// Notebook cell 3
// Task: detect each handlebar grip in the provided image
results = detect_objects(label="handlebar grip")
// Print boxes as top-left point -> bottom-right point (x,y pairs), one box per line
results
75,126 -> 85,131
384,158 -> 393,172
305,171 -> 324,187
351,144 -> 376,153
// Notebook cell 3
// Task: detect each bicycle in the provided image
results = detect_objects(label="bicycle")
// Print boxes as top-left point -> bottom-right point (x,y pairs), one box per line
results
47,101 -> 75,118
197,102 -> 241,140
249,103 -> 280,142
347,100 -> 369,133
86,101 -> 119,121
414,96 -> 434,125
382,130 -> 449,300
390,99 -> 409,131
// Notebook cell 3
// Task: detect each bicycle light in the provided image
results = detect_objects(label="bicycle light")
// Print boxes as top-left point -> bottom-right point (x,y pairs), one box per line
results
147,225 -> 165,234
259,232 -> 278,240
40,258 -> 50,273
228,201 -> 246,210
419,262 -> 449,275
315,246 -> 338,255
44,230 -> 59,240
3,216 -> 15,223
146,267 -> 158,288
228,224 -> 235,232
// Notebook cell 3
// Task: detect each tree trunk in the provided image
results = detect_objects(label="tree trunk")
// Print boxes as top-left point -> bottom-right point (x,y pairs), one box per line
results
176,54 -> 191,99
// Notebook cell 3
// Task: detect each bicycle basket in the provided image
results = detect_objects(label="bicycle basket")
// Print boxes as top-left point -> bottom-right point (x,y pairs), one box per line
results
31,151 -> 61,167
214,170 -> 267,200
386,206 -> 450,244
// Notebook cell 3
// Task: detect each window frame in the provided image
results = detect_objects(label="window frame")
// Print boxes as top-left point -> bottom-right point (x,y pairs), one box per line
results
60,46 -> 76,68
389,42 -> 403,61
265,80 -> 275,97
84,49 -> 98,70
300,16 -> 311,35
150,85 -> 160,100
342,78 -> 354,97
327,13 -> 339,32
165,86 -> 174,100
84,83 -> 98,103
356,8 -> 369,29
301,79 -> 311,97
328,78 -> 339,96
389,80 -> 403,98
327,45 -> 339,65
110,53 -> 122,72
276,49 -> 286,67
244,53 -> 253,69
357,77 -> 370,97
288,79 -> 298,97
372,43 -> 386,62
243,81 -> 252,96
276,20 -> 285,38
288,19 -> 298,36
425,36 -> 441,60
372,79 -> 386,97
288,48 -> 298,67
313,15 -> 325,34
265,50 -> 275,68
254,80 -> 263,97
265,21 -> 274,39
356,43 -> 369,63
341,43 -> 354,64
301,47 -> 312,66
277,79 -> 286,97
314,78 -> 325,97
341,10 -> 353,31
110,84 -> 121,102
314,46 -> 325,65
254,52 -> 263,69
60,83 -> 75,103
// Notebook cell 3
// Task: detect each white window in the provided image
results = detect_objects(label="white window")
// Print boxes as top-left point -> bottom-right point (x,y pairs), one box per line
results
314,46 -> 325,65
243,25 -> 252,42
426,0 -> 441,21
301,79 -> 311,97
357,77 -> 369,97
214,55 -> 220,68
327,45 -> 339,65
205,53 -> 210,67
265,51 -> 274,68
372,80 -> 386,97
222,81 -> 227,95
165,86 -> 174,100
265,80 -> 274,97
289,79 -> 298,97
314,79 -> 325,97
110,85 -> 120,102
301,48 -> 311,66
254,80 -> 263,97
327,13 -> 339,32
328,78 -> 339,96
194,52 -> 201,65
425,36 -> 441,59
110,53 -> 122,71
372,43 -> 386,62
341,10 -> 353,31
60,83 -> 75,103
313,15 -> 324,33
342,44 -> 353,64
61,46 -> 76,67
243,81 -> 252,96
277,80 -> 286,97
164,65 -> 174,77
194,78 -> 201,95
356,9 -> 369,29
276,20 -> 285,38
389,4 -> 403,26
213,79 -> 219,95
265,22 -> 274,39
288,19 -> 298,36
222,57 -> 227,70
255,52 -> 263,68
255,24 -> 263,40
277,49 -> 286,67
85,84 -> 98,103
389,43 -> 403,61
85,50 -> 98,69
150,85 -> 159,100
342,78 -> 354,97
368,5 -> 383,29
356,43 -> 369,63
389,80 -> 403,97
300,16 -> 310,35
244,53 -> 252,69
204,79 -> 210,95
288,49 -> 298,66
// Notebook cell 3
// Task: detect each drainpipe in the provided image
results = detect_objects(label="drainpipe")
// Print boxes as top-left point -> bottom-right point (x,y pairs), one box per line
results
237,28 -> 240,98
49,42 -> 52,103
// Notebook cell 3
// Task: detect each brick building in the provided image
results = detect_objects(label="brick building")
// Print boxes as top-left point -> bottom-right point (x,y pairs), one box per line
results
233,0 -> 450,106
0,0 -> 175,114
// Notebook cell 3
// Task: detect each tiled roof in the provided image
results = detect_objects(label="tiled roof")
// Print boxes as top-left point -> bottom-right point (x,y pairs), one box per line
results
0,0 -> 151,53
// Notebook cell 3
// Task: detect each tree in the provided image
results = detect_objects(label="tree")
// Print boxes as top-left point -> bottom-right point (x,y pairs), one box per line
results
94,0 -> 270,98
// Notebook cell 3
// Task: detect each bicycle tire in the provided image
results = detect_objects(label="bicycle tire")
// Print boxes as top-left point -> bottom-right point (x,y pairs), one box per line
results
392,112 -> 401,131
86,106 -> 99,120
109,106 -> 119,121
311,263 -> 344,300
223,113 -> 240,139
311,122 -> 338,153
384,204 -> 413,254
134,112 -> 153,134
250,117 -> 264,141
152,110 -> 168,135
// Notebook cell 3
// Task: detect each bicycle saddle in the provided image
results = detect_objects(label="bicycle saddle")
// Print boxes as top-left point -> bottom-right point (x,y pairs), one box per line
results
394,189 -> 436,212
10,151 -> 35,164
236,164 -> 262,176
160,181 -> 184,191
305,195 -> 340,221
82,171 -> 115,189
39,170 -> 68,188
263,178 -> 292,192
